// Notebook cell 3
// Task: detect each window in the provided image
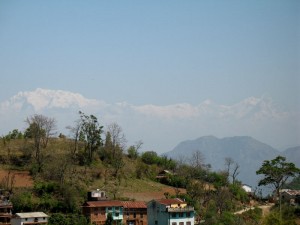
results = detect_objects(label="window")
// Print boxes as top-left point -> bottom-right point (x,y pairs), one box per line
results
108,207 -> 112,210
115,213 -> 119,217
115,207 -> 119,210
34,218 -> 38,222
155,220 -> 158,225
140,213 -> 143,218
186,222 -> 191,225
133,213 -> 136,218
172,222 -> 177,225
179,222 -> 184,225
172,213 -> 177,218
186,212 -> 191,217
179,213 -> 183,218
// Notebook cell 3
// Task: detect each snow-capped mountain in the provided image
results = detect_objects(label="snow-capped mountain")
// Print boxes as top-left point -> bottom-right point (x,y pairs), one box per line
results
0,88 -> 298,153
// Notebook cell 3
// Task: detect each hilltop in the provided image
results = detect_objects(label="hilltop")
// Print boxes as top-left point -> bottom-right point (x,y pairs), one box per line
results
164,136 -> 300,190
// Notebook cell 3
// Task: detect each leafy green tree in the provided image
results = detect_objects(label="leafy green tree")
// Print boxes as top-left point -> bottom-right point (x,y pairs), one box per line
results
78,111 -> 103,164
4,129 -> 23,139
127,140 -> 143,159
141,151 -> 159,164
256,156 -> 300,197
127,145 -> 139,159
105,212 -> 113,225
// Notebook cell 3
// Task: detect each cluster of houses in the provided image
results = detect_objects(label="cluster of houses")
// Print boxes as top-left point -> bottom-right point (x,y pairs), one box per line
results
0,189 -> 195,225
82,189 -> 195,225
1,187 -> 299,225
0,194 -> 48,225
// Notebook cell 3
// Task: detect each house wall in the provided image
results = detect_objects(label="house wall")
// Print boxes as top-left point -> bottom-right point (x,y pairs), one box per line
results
11,217 -> 48,225
148,201 -> 168,225
106,206 -> 123,221
0,205 -> 12,224
124,208 -> 147,225
168,211 -> 194,225
147,201 -> 195,225
83,206 -> 123,225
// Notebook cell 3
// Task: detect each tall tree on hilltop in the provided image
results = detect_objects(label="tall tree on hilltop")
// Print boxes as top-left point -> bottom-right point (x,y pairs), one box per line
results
102,123 -> 126,177
25,114 -> 56,172
78,111 -> 103,164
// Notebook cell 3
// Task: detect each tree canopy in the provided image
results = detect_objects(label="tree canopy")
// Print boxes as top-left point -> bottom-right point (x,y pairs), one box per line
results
256,155 -> 300,196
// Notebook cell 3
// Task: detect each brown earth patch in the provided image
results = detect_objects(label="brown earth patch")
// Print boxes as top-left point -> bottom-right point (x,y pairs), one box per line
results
0,170 -> 33,188
123,186 -> 186,202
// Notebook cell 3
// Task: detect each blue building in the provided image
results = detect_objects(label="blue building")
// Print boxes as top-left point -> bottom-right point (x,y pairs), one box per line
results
147,198 -> 194,225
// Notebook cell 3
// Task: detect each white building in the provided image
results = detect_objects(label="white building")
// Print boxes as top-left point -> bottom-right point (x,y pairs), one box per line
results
11,212 -> 48,225
242,184 -> 252,193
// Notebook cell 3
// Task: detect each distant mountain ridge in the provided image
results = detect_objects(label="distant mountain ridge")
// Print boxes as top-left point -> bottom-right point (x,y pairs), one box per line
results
164,136 -> 300,189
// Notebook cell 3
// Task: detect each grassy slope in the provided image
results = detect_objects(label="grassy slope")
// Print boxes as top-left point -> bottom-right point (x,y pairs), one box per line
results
0,138 -> 185,202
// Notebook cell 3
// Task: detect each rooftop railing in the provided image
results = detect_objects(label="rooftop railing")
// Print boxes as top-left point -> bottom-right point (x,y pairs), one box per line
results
166,206 -> 194,212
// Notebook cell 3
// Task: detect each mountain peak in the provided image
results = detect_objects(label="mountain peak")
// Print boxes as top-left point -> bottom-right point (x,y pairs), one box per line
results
6,88 -> 103,111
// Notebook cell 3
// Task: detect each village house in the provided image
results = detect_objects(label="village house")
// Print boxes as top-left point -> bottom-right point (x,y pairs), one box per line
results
82,200 -> 123,225
121,201 -> 147,225
147,198 -> 195,225
0,200 -> 12,224
87,189 -> 109,201
156,170 -> 174,180
0,190 -> 13,224
11,212 -> 49,225
280,189 -> 300,206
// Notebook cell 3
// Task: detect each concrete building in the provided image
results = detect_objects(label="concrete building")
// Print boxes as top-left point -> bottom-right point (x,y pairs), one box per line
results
147,198 -> 194,225
11,212 -> 48,225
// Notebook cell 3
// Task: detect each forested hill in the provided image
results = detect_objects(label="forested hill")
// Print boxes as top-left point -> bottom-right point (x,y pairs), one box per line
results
164,136 -> 300,188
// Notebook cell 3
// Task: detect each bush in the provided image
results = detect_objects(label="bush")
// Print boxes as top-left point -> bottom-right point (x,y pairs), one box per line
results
48,213 -> 89,225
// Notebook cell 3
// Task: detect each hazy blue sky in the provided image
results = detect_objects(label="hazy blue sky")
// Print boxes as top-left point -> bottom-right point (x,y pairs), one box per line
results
0,1 -> 299,152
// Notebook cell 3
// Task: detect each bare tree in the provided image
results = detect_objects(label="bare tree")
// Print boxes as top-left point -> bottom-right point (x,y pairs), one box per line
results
191,150 -> 205,169
106,123 -> 127,151
224,157 -> 240,184
25,114 -> 56,172
66,119 -> 82,160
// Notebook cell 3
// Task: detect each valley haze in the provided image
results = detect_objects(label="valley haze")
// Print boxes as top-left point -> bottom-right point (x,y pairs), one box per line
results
0,88 -> 299,154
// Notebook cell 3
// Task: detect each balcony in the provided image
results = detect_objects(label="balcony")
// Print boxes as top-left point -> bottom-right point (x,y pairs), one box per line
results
166,206 -> 194,212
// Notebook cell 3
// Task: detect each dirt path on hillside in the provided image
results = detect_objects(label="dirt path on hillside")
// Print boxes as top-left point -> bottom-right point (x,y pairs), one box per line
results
234,203 -> 274,216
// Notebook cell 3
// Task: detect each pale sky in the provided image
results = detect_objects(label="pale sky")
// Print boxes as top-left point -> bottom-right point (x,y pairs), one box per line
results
0,1 -> 299,153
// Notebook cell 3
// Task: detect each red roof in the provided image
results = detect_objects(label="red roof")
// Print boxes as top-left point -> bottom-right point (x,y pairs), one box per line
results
121,201 -> 147,209
84,201 -> 123,207
156,198 -> 185,205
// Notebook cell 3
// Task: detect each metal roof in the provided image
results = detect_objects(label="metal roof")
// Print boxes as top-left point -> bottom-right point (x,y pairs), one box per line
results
121,201 -> 147,209
85,201 -> 123,207
15,212 -> 49,218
